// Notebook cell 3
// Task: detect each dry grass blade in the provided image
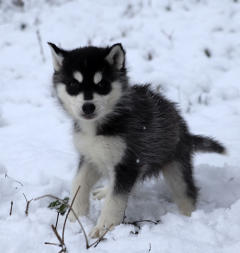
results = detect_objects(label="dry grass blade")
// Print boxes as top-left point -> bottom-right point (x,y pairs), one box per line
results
148,243 -> 152,252
55,212 -> 60,229
9,201 -> 13,216
36,29 -> 46,63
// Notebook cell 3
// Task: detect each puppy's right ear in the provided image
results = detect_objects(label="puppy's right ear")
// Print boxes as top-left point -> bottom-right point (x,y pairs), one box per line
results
47,42 -> 66,71
105,43 -> 125,70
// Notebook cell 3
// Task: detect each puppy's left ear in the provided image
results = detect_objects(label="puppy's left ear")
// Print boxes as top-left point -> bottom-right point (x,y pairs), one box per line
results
47,42 -> 66,71
105,43 -> 125,70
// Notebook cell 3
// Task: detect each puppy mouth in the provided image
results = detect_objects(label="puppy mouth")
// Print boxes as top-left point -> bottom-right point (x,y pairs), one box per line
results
81,114 -> 97,120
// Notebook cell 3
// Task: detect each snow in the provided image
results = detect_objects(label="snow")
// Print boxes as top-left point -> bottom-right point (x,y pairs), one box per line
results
1,0 -> 240,252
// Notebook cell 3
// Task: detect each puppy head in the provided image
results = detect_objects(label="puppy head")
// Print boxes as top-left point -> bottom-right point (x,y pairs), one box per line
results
48,43 -> 128,121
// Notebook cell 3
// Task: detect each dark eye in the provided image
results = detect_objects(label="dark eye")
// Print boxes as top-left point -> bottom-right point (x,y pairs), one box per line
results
95,80 -> 111,95
66,81 -> 81,95
70,81 -> 78,87
97,81 -> 104,87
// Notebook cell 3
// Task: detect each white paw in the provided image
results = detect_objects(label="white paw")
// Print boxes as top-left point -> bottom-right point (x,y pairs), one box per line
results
89,192 -> 127,238
92,187 -> 108,200
89,208 -> 123,238
89,221 -> 115,238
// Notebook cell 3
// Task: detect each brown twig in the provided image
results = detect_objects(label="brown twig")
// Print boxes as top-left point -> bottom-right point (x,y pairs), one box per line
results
34,194 -> 64,202
59,249 -> 67,253
51,225 -> 64,246
9,201 -> 13,216
123,219 -> 161,229
23,193 -> 33,216
61,186 -> 81,244
44,242 -> 62,247
71,210 -> 89,249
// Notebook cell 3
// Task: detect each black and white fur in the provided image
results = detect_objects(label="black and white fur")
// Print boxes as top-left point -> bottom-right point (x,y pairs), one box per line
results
48,42 -> 226,238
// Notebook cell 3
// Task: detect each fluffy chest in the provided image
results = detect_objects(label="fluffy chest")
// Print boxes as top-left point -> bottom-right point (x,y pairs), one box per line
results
73,131 -> 126,173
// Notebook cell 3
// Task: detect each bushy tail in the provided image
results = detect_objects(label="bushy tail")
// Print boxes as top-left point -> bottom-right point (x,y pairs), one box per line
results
191,135 -> 226,154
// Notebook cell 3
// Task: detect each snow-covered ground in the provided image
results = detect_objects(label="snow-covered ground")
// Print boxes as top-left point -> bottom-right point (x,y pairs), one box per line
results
1,0 -> 240,252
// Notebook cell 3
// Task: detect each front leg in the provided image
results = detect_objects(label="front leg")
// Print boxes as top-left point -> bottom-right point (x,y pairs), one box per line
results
89,161 -> 139,238
69,158 -> 101,222
92,186 -> 108,200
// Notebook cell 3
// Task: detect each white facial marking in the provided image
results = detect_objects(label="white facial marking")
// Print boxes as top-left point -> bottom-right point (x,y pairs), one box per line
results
93,72 -> 102,84
73,71 -> 83,83
56,79 -> 122,121
56,84 -> 85,120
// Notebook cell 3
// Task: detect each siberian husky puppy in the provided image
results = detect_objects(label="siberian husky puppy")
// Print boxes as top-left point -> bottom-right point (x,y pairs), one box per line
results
48,42 -> 225,238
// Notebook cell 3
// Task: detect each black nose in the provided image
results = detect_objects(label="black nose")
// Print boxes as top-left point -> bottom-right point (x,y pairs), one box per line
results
82,103 -> 95,115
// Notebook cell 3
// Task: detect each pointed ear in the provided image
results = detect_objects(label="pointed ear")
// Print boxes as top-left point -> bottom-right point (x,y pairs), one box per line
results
105,43 -> 125,70
47,42 -> 66,71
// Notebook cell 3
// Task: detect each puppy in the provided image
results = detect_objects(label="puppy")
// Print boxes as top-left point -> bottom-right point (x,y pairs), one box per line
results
48,42 -> 225,238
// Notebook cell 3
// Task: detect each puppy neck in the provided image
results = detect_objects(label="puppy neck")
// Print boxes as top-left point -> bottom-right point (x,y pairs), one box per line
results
74,119 -> 97,136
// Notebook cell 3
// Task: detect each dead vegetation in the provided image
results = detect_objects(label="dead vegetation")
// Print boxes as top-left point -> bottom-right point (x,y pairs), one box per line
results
22,186 -> 110,252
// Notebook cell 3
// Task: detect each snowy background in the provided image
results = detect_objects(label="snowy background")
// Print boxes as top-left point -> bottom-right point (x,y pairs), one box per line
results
1,0 -> 240,252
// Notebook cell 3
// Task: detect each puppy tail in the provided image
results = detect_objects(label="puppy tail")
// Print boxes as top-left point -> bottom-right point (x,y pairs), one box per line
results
191,135 -> 226,154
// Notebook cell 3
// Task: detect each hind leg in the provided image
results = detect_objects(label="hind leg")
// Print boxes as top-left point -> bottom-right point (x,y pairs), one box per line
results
162,159 -> 198,216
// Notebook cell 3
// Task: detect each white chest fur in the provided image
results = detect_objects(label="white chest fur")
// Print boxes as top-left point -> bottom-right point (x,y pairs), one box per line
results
73,122 -> 126,175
